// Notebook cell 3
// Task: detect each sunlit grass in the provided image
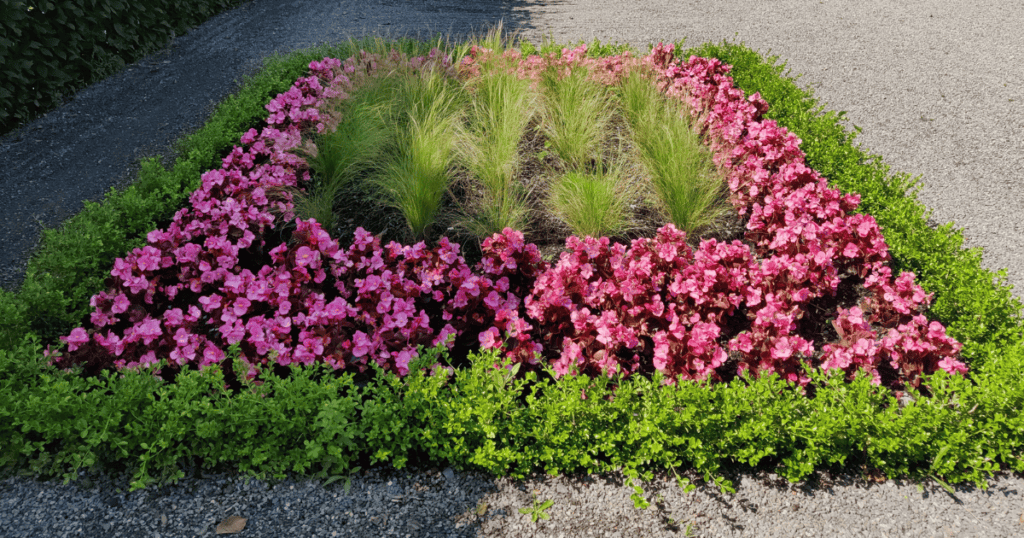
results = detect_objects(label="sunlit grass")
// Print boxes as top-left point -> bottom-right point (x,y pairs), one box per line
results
455,64 -> 538,239
616,69 -> 730,235
368,67 -> 467,241
538,64 -> 614,173
547,162 -> 635,239
286,97 -> 391,233
470,20 -> 512,56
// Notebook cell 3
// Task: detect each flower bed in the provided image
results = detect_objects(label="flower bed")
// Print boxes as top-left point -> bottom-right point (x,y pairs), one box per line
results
47,43 -> 967,400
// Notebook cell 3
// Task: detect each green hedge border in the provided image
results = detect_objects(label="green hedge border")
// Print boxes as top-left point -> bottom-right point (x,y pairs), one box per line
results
0,35 -> 1021,497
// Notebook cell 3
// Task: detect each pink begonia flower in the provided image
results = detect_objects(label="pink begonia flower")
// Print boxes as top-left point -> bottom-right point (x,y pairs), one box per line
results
172,327 -> 192,347
223,272 -> 245,293
432,324 -> 458,348
163,308 -> 184,327
926,321 -> 948,341
292,344 -> 314,366
277,300 -> 292,316
186,305 -> 202,322
510,316 -> 532,339
295,246 -> 317,267
375,291 -> 394,314
137,350 -> 159,368
395,348 -> 416,376
479,327 -> 502,350
198,293 -> 222,313
937,355 -> 969,376
63,327 -> 90,352
200,343 -> 225,368
111,257 -> 133,281
125,274 -> 149,295
391,309 -> 410,329
136,247 -> 163,272
553,340 -> 584,377
730,333 -> 754,354
136,317 -> 163,345
651,333 -> 672,372
231,298 -> 251,317
90,310 -> 115,328
851,338 -> 875,357
351,331 -> 373,357
169,346 -> 194,366
824,347 -> 853,370
323,297 -> 350,319
221,321 -> 246,345
110,293 -> 131,314
100,331 -> 125,356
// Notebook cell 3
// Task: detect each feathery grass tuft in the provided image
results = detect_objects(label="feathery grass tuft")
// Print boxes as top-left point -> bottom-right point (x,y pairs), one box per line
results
547,164 -> 635,239
287,98 -> 391,233
370,68 -> 467,241
456,65 -> 538,239
616,70 -> 730,235
538,65 -> 614,173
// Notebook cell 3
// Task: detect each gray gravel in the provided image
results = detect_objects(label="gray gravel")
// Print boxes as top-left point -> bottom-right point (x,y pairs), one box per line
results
1,0 -> 1023,536
2,464 -> 1023,537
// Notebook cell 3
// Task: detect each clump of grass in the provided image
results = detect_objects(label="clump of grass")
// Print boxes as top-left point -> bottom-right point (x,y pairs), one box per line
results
460,192 -> 535,241
456,64 -> 539,239
616,70 -> 730,235
538,64 -> 614,173
546,162 -> 635,239
470,19 -> 513,56
286,97 -> 391,233
368,67 -> 468,241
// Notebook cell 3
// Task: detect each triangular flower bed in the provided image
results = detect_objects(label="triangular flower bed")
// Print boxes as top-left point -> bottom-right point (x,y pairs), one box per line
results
46,43 -> 967,401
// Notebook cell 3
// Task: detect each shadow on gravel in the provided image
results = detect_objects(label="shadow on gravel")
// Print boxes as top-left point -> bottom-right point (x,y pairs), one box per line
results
0,460 -> 503,538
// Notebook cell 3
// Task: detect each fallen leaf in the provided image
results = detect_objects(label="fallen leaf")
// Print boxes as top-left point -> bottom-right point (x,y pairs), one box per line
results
476,502 -> 488,516
216,515 -> 247,534
861,465 -> 887,483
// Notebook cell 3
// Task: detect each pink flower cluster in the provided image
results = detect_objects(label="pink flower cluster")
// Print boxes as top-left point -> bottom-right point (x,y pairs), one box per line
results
457,42 -> 661,89
525,227 -> 754,382
49,44 -> 966,397
819,266 -> 967,390
642,44 -> 965,388
49,49 -> 466,381
242,222 -> 542,378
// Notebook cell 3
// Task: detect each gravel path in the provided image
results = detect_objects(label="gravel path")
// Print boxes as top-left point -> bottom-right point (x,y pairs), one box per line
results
2,463 -> 1023,537
1,1 -> 1022,536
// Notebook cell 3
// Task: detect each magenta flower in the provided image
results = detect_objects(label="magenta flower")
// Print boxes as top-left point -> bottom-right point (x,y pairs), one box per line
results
351,331 -> 373,357
479,327 -> 502,350
62,328 -> 89,352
